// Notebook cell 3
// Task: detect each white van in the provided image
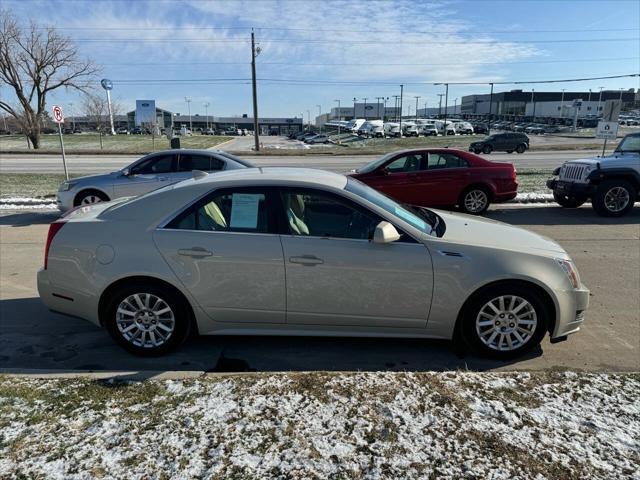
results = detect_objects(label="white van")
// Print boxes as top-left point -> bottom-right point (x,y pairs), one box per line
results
384,122 -> 401,137
402,122 -> 419,137
358,120 -> 385,138
454,121 -> 474,135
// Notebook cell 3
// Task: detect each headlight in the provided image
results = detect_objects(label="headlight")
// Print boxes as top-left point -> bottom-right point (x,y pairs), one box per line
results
58,181 -> 76,192
555,258 -> 580,289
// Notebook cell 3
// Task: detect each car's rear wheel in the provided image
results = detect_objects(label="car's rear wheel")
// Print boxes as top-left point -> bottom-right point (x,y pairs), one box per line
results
461,284 -> 549,359
104,283 -> 192,356
74,189 -> 109,206
515,144 -> 526,154
553,191 -> 587,208
460,186 -> 491,215
592,179 -> 636,217
482,145 -> 493,154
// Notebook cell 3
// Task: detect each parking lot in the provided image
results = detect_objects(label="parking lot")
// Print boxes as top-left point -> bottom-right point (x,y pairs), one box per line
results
1,204 -> 638,376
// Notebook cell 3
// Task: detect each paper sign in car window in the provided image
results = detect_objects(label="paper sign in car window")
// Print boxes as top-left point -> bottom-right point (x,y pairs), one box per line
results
230,193 -> 262,229
394,206 -> 427,230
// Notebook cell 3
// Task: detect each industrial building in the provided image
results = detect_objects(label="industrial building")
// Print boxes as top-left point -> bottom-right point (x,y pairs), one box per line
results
460,89 -> 637,118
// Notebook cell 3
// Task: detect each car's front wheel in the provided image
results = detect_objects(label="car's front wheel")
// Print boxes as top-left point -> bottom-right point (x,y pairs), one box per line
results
482,145 -> 493,154
104,282 -> 192,356
515,144 -> 526,154
74,189 -> 109,206
553,191 -> 587,208
461,284 -> 549,359
460,186 -> 491,215
592,179 -> 636,217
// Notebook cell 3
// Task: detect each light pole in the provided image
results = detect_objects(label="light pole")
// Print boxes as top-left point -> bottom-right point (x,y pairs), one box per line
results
531,89 -> 535,120
414,96 -> 420,119
353,97 -> 357,119
301,112 -> 305,131
316,104 -> 322,132
399,84 -> 404,137
597,87 -> 604,116
362,97 -> 368,118
453,98 -> 457,116
423,101 -> 427,117
437,94 -> 444,117
184,97 -> 192,130
203,102 -> 210,130
392,95 -> 400,121
334,99 -> 341,138
560,89 -> 566,118
306,109 -> 310,130
375,96 -> 383,119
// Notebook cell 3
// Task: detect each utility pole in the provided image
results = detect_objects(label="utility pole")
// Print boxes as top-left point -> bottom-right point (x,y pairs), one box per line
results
392,95 -> 400,121
423,101 -> 427,117
375,96 -> 383,119
560,89 -> 566,119
453,98 -> 458,116
399,84 -> 404,137
184,97 -> 192,131
597,87 -> 604,117
334,99 -> 341,139
362,98 -> 368,118
316,104 -> 322,132
384,97 -> 389,121
442,84 -> 449,133
414,96 -> 420,120
353,97 -> 357,119
488,82 -> 494,135
251,29 -> 260,150
203,102 -> 210,130
437,94 -> 444,117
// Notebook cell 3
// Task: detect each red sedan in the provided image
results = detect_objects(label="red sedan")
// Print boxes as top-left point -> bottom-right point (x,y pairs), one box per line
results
349,148 -> 518,214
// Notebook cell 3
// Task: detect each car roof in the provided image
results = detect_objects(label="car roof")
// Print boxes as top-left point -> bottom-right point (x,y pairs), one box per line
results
175,167 -> 348,190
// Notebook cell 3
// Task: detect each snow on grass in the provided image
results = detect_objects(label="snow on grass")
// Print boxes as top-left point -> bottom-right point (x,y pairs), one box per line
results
0,371 -> 638,479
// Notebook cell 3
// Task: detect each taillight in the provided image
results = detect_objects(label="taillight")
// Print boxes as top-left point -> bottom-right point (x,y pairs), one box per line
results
44,221 -> 66,269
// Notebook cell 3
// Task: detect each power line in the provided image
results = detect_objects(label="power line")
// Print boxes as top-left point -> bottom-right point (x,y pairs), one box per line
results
68,36 -> 639,44
111,73 -> 639,86
102,57 -> 638,67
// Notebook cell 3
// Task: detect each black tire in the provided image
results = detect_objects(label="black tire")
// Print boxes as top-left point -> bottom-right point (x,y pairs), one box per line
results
461,284 -> 549,359
553,191 -> 587,208
515,144 -> 526,154
592,179 -> 636,217
482,144 -> 493,154
74,189 -> 109,207
104,282 -> 192,356
459,186 -> 491,215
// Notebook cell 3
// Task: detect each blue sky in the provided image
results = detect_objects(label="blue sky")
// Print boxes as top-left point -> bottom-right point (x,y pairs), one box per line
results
2,0 -> 639,118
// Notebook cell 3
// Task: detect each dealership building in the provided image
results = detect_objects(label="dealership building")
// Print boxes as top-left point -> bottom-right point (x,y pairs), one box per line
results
460,89 -> 637,118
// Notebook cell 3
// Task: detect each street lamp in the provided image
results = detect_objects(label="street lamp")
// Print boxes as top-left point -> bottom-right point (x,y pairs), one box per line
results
203,102 -> 210,130
184,97 -> 192,130
414,96 -> 421,119
597,87 -> 604,116
353,97 -> 357,120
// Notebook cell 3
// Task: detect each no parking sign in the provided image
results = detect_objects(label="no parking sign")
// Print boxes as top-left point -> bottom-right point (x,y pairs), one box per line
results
52,105 -> 64,123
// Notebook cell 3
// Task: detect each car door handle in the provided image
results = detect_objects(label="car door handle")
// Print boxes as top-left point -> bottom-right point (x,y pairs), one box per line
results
289,255 -> 324,266
178,247 -> 213,257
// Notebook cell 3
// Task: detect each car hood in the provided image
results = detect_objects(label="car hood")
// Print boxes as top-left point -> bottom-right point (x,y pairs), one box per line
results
71,171 -> 123,184
563,151 -> 639,166
433,210 -> 567,257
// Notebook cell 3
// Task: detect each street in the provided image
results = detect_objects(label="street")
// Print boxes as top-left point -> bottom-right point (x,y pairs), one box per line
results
0,149 -> 603,174
1,204 -> 638,375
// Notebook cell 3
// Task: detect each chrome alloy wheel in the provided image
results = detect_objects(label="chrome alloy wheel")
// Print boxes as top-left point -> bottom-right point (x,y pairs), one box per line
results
604,187 -> 630,213
116,293 -> 175,348
464,190 -> 488,213
475,295 -> 537,351
81,195 -> 103,205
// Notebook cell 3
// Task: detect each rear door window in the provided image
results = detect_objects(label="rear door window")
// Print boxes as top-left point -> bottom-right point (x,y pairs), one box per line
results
427,153 -> 468,169
385,153 -> 426,173
131,154 -> 177,174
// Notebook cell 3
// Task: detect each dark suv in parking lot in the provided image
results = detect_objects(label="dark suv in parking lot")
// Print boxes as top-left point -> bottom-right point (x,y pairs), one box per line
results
469,133 -> 530,154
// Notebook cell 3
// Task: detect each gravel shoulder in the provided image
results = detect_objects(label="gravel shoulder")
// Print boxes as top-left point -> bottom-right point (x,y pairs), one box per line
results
1,371 -> 638,479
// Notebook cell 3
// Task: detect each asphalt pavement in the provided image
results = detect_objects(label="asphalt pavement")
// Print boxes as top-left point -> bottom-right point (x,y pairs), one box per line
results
1,204 -> 638,376
0,149 -> 602,174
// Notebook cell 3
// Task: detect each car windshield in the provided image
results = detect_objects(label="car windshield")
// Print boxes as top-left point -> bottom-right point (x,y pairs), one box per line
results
345,177 -> 438,237
356,151 -> 398,174
615,134 -> 640,153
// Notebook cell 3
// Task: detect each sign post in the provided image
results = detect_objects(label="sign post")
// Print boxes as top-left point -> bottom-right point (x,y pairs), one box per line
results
52,105 -> 69,181
101,78 -> 115,135
596,100 -> 622,156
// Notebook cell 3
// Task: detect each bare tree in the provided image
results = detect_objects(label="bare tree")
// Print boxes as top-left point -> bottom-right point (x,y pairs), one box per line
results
0,10 -> 98,148
82,93 -> 122,133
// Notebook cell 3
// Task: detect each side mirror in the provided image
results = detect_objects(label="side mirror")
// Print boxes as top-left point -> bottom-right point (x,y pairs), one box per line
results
379,166 -> 389,176
121,168 -> 131,177
373,221 -> 401,244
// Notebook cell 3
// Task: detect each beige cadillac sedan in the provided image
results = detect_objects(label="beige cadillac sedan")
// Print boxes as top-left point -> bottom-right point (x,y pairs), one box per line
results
38,168 -> 589,358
